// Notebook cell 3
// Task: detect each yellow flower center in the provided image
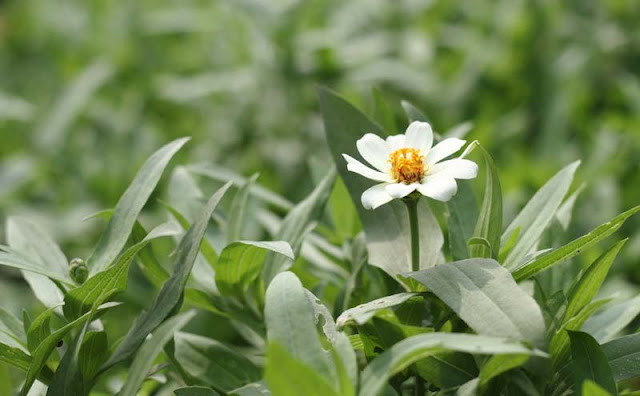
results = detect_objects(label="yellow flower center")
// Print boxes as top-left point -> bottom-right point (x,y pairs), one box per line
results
388,148 -> 426,184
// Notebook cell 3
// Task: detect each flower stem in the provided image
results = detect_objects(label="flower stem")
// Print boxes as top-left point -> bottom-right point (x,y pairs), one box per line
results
404,196 -> 420,272
403,195 -> 423,395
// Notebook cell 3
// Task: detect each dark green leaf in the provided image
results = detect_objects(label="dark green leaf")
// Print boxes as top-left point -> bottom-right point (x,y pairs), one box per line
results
447,180 -> 478,261
602,333 -> 640,381
568,331 -> 617,395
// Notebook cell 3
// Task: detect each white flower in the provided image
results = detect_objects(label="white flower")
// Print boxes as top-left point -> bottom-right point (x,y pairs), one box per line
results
343,121 -> 478,209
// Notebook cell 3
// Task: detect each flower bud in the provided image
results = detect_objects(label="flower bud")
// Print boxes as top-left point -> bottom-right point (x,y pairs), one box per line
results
69,258 -> 88,284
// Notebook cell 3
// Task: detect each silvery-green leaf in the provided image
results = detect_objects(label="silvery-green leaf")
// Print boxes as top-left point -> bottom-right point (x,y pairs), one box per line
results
336,293 -> 419,328
602,332 -> 640,382
583,294 -> 640,343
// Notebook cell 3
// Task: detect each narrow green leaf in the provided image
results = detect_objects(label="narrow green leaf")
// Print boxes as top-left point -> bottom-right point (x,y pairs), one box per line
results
120,311 -> 196,396
371,88 -> 397,134
471,145 -> 502,260
447,180 -> 478,261
583,294 -> 640,343
478,354 -> 530,390
503,161 -> 580,269
64,222 -> 179,321
407,258 -> 546,346
262,168 -> 336,284
88,137 -> 190,275
265,343 -> 340,396
0,308 -> 26,350
264,271 -> 335,384
0,249 -> 70,284
0,342 -> 49,380
215,241 -> 293,298
102,183 -> 231,371
512,205 -> 640,281
564,240 -> 627,322
359,333 -> 547,396
27,306 -> 58,353
602,333 -> 640,382
498,227 -> 520,263
228,174 -> 259,243
400,100 -> 429,123
568,331 -> 617,396
336,293 -> 419,328
174,332 -> 261,393
318,87 -> 443,278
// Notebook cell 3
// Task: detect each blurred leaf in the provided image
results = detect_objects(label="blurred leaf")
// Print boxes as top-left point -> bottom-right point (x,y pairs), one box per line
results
102,183 -> 231,371
64,222 -> 179,321
0,248 -> 71,284
359,333 -> 547,396
228,382 -> 270,396
447,180 -> 478,261
371,88 -> 397,134
564,239 -> 627,322
318,87 -> 442,279
88,137 -> 190,275
215,241 -> 293,298
262,168 -> 336,284
581,380 -> 613,396
120,311 -> 196,396
175,332 -> 261,393
265,343 -> 340,396
0,308 -> 26,350
602,333 -> 640,382
228,174 -> 259,243
478,354 -> 530,392
503,161 -> 579,269
568,331 -> 617,396
407,258 -> 546,346
400,100 -> 429,123
175,386 -> 221,396
583,294 -> 640,343
471,145 -> 502,260
512,205 -> 640,282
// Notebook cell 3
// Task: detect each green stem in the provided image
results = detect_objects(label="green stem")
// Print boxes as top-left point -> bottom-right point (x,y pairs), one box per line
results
404,196 -> 423,395
404,197 -> 420,272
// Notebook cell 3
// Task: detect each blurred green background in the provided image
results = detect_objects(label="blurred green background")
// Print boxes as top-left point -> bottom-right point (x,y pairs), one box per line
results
1,0 -> 639,310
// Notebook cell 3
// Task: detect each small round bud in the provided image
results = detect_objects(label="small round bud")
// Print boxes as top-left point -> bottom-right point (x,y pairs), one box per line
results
69,258 -> 88,284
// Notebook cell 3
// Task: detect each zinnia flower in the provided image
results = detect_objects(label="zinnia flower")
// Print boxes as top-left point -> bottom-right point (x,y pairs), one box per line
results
343,121 -> 478,209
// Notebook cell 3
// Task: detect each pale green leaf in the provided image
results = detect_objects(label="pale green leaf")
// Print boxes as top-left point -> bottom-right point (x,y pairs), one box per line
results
471,145 -> 502,260
228,174 -> 259,243
336,293 -> 419,328
583,294 -> 640,343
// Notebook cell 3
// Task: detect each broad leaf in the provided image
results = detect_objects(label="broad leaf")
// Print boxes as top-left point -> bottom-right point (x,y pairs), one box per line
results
512,205 -> 640,281
102,183 -> 231,371
88,137 -> 189,274
602,333 -> 640,382
583,294 -> 640,343
336,293 -> 419,328
447,180 -> 478,261
215,241 -> 293,298
318,87 -> 443,279
78,331 -> 108,383
120,311 -> 195,396
502,161 -> 579,269
568,331 -> 616,396
175,332 -> 261,393
478,354 -> 530,391
407,258 -> 546,346
359,332 -> 547,396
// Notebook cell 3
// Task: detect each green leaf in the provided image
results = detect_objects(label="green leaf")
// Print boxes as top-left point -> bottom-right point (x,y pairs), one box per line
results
64,222 -> 179,321
101,183 -> 231,371
264,271 -> 335,385
120,311 -> 196,396
583,294 -> 640,343
318,87 -> 443,278
400,100 -> 428,123
261,167 -> 336,284
175,386 -> 221,396
471,145 -> 502,260
512,205 -> 640,282
0,308 -> 26,350
174,332 -> 261,393
407,258 -> 546,346
581,380 -> 613,396
88,137 -> 190,275
478,354 -> 530,391
502,161 -> 580,269
0,342 -> 53,383
27,306 -> 58,353
359,332 -> 547,396
0,248 -> 70,284
78,331 -> 108,383
228,382 -> 270,396
214,241 -> 293,298
568,331 -> 617,396
336,293 -> 419,328
265,343 -> 340,396
131,221 -> 170,288
447,180 -> 478,261
564,240 -> 627,322
371,88 -> 397,134
21,302 -> 119,395
602,333 -> 640,382
228,173 -> 259,243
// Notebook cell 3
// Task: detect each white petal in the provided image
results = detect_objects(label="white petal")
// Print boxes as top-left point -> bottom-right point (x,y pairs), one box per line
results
429,159 -> 478,180
417,175 -> 458,202
361,183 -> 394,210
343,154 -> 391,182
426,138 -> 466,165
385,134 -> 406,151
385,182 -> 419,199
404,121 -> 433,153
356,133 -> 390,171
